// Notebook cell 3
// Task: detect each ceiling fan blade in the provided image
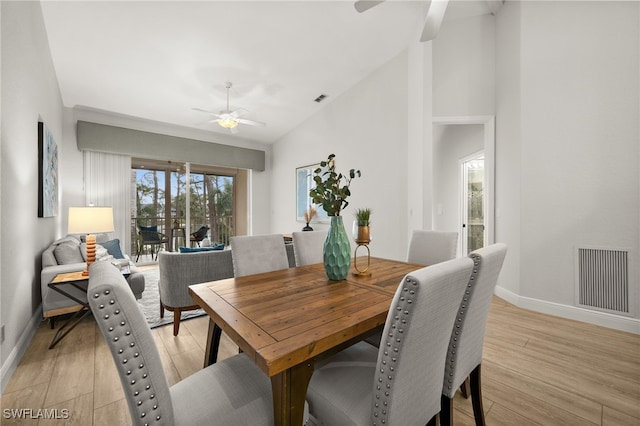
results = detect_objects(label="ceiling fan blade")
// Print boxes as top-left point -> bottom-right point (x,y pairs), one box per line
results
229,126 -> 240,135
420,0 -> 449,42
354,0 -> 385,13
193,107 -> 222,119
237,118 -> 266,127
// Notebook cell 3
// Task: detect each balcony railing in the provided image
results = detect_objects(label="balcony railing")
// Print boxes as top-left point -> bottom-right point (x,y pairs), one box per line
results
131,216 -> 234,255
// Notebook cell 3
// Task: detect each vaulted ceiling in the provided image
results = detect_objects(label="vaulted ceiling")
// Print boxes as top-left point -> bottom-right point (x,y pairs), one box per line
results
41,1 -> 496,144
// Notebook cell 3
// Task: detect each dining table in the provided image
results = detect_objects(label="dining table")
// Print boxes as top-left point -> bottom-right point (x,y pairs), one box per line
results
188,257 -> 424,426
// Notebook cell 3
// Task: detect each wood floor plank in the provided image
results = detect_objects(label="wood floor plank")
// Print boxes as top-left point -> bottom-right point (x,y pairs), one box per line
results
483,338 -> 640,419
93,398 -> 131,426
0,382 -> 48,426
603,405 -> 640,426
43,320 -> 95,407
41,392 -> 93,426
92,328 -> 125,409
482,359 -> 603,424
171,347 -> 206,380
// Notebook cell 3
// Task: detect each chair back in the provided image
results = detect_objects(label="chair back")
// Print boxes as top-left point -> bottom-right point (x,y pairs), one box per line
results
292,231 -> 327,266
158,250 -> 234,307
442,243 -> 507,397
190,225 -> 209,241
88,262 -> 175,425
407,229 -> 458,265
230,234 -> 290,277
373,257 -> 474,425
138,226 -> 165,244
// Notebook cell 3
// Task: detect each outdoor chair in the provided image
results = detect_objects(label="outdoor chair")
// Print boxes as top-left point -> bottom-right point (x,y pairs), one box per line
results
136,225 -> 169,261
190,225 -> 210,247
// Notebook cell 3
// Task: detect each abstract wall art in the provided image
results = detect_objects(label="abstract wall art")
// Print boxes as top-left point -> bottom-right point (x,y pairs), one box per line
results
38,121 -> 58,217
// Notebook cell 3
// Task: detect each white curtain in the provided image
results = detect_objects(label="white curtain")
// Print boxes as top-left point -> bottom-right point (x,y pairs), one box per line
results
83,151 -> 132,255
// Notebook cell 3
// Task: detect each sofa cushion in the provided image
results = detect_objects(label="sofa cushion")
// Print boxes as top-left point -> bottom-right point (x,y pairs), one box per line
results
53,243 -> 84,265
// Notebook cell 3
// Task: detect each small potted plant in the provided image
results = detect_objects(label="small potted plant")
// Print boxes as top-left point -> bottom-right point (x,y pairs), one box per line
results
302,205 -> 317,231
353,208 -> 371,243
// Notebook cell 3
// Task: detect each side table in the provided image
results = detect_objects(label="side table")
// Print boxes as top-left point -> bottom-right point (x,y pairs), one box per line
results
48,272 -> 90,348
171,227 -> 186,251
48,269 -> 130,349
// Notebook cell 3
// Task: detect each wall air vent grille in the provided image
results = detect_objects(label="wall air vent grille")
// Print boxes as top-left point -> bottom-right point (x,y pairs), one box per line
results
314,94 -> 327,103
576,247 -> 630,315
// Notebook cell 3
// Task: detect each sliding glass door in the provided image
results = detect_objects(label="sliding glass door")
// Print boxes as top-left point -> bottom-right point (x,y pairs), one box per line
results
131,159 -> 241,255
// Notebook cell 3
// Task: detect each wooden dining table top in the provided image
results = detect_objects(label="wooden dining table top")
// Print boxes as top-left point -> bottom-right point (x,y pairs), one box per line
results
189,257 -> 423,377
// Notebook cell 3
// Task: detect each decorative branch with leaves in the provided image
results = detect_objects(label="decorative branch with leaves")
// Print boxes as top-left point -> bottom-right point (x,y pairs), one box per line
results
309,153 -> 361,216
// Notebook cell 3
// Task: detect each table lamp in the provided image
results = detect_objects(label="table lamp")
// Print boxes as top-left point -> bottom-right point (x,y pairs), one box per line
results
68,206 -> 115,276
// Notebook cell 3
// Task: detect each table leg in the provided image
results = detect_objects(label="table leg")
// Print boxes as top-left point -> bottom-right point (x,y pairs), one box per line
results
48,308 -> 91,349
271,360 -> 315,426
204,319 -> 222,367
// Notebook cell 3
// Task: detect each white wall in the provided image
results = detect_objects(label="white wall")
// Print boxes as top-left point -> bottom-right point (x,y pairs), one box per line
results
517,1 -> 639,311
433,13 -> 495,117
494,0 -> 522,296
269,51 -> 413,260
0,1 -> 64,389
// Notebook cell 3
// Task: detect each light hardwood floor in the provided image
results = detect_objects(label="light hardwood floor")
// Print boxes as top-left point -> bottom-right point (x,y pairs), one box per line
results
1,284 -> 639,425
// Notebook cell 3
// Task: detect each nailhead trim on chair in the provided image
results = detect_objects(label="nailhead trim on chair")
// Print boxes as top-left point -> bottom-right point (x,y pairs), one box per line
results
93,290 -> 164,425
372,277 -> 419,425
444,254 -> 480,392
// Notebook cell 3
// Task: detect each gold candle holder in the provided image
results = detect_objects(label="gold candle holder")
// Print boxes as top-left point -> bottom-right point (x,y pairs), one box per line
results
353,225 -> 371,277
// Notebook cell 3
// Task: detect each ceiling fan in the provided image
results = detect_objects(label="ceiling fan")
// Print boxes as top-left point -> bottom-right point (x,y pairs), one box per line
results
355,0 -> 449,42
355,1 -> 505,42
193,81 -> 266,134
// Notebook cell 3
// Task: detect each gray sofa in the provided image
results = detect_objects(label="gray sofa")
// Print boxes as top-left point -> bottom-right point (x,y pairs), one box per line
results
41,234 -> 145,321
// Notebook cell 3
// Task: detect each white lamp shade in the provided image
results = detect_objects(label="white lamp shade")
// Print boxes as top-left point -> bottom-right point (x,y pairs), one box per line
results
68,207 -> 115,234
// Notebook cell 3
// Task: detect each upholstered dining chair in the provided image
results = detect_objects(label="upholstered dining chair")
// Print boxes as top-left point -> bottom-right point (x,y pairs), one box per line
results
364,229 -> 461,349
440,243 -> 507,426
292,230 -> 327,266
230,234 -> 290,277
305,256 -> 474,426
407,229 -> 459,265
87,261 -> 274,426
158,250 -> 234,336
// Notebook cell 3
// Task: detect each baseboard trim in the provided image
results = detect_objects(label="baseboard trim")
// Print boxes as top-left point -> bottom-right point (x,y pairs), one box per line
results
495,286 -> 640,335
1,306 -> 43,394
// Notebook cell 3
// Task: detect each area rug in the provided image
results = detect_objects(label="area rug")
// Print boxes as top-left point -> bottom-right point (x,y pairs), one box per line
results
138,268 -> 206,329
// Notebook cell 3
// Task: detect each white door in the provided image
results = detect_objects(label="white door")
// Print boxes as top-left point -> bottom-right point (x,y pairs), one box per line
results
460,152 -> 485,255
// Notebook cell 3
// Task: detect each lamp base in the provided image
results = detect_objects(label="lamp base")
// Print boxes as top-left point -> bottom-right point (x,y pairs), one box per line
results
83,234 -> 97,276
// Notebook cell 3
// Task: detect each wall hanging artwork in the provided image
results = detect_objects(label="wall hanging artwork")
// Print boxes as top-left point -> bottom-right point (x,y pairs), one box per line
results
38,121 -> 58,217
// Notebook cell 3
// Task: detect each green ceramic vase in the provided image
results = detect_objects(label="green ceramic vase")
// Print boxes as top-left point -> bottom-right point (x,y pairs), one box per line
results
323,216 -> 351,280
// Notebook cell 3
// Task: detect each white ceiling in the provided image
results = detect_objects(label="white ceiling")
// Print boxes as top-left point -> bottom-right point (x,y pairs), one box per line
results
40,0 -> 494,144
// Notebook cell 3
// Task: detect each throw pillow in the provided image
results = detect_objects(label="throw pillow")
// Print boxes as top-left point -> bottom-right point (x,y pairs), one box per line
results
139,225 -> 158,232
100,239 -> 126,259
53,243 -> 84,265
178,244 -> 225,253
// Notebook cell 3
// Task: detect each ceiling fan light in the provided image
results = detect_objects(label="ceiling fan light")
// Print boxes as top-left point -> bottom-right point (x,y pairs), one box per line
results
218,117 -> 239,129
